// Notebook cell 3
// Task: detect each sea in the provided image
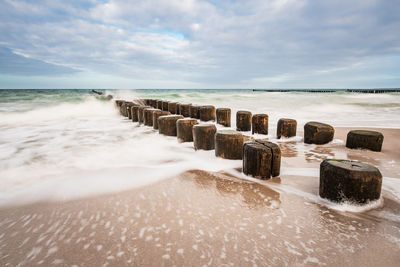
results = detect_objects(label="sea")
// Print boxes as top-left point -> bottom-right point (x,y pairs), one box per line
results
1,89 -> 400,207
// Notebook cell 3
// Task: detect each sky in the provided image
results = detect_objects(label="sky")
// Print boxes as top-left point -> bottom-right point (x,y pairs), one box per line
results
0,0 -> 399,89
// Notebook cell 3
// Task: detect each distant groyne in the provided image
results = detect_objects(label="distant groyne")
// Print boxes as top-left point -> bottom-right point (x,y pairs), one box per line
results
252,89 -> 400,93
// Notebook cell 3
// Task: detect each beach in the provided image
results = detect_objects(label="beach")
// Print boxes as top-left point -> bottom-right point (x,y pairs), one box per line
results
0,90 -> 400,266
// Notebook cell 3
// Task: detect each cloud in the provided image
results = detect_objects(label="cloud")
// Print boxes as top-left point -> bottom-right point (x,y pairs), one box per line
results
0,0 -> 399,88
0,47 -> 78,76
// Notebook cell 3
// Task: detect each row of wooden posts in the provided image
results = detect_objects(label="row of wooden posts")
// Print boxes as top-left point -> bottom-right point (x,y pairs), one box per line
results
115,98 -> 384,205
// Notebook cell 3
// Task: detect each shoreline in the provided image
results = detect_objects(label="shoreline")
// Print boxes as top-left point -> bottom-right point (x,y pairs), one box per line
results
1,126 -> 399,266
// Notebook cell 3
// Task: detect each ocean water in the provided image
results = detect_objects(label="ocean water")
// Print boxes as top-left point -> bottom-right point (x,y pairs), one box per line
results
0,89 -> 400,207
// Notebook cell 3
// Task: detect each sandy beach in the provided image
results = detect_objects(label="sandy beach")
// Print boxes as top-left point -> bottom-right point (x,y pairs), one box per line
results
1,127 -> 399,266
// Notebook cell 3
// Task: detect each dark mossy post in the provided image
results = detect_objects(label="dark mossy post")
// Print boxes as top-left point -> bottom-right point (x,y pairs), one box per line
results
304,121 -> 334,144
236,111 -> 252,131
199,105 -> 216,121
255,140 -> 281,177
152,99 -> 158,108
252,114 -> 268,134
180,104 -> 192,117
162,101 -> 169,111
168,102 -> 178,114
190,105 -> 201,119
346,130 -> 384,152
138,106 -> 151,124
243,140 -> 281,179
215,130 -> 243,159
158,115 -> 184,136
319,159 -> 382,204
153,110 -> 171,130
243,142 -> 272,179
131,106 -> 140,122
144,108 -> 160,126
193,124 -> 217,150
177,118 -> 199,142
156,100 -> 163,110
277,118 -> 297,139
216,108 -> 231,127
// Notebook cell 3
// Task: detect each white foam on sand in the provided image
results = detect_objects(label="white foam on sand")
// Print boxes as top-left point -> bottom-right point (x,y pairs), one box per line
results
0,100 -> 242,207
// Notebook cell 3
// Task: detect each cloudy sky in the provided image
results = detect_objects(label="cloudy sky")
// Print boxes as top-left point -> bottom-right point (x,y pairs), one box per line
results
0,0 -> 399,89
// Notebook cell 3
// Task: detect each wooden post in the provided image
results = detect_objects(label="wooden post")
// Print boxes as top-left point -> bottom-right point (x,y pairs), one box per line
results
277,118 -> 297,139
190,105 -> 201,119
243,140 -> 281,179
199,105 -> 216,121
153,110 -> 171,130
216,108 -> 231,127
168,102 -> 178,114
180,104 -> 191,117
138,106 -> 151,124
120,102 -> 127,117
255,139 -> 281,177
144,108 -> 160,126
252,114 -> 268,134
304,121 -> 334,144
156,100 -> 163,110
215,130 -> 243,159
176,103 -> 181,115
131,105 -> 140,122
346,130 -> 384,152
320,159 -> 382,203
177,118 -> 199,142
193,124 -> 217,150
162,101 -> 170,111
158,115 -> 184,136
236,111 -> 252,131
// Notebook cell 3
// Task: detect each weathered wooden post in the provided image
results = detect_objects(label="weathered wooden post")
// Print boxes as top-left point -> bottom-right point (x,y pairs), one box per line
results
177,118 -> 199,142
162,101 -> 169,111
158,115 -> 184,136
151,99 -> 157,108
216,108 -> 231,127
126,102 -> 136,120
193,124 -> 217,150
156,100 -> 163,110
153,110 -> 171,130
319,159 -> 382,203
252,114 -> 268,134
236,111 -> 252,131
144,108 -> 160,126
255,140 -> 281,177
243,140 -> 281,179
189,105 -> 201,119
304,121 -> 334,144
215,130 -> 243,159
180,104 -> 191,117
176,103 -> 181,115
138,106 -> 151,124
346,130 -> 384,152
199,105 -> 216,121
131,105 -> 140,122
277,118 -> 297,139
168,102 -> 178,114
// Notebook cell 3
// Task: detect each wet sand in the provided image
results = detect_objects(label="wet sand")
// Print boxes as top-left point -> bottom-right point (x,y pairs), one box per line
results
1,127 -> 399,266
